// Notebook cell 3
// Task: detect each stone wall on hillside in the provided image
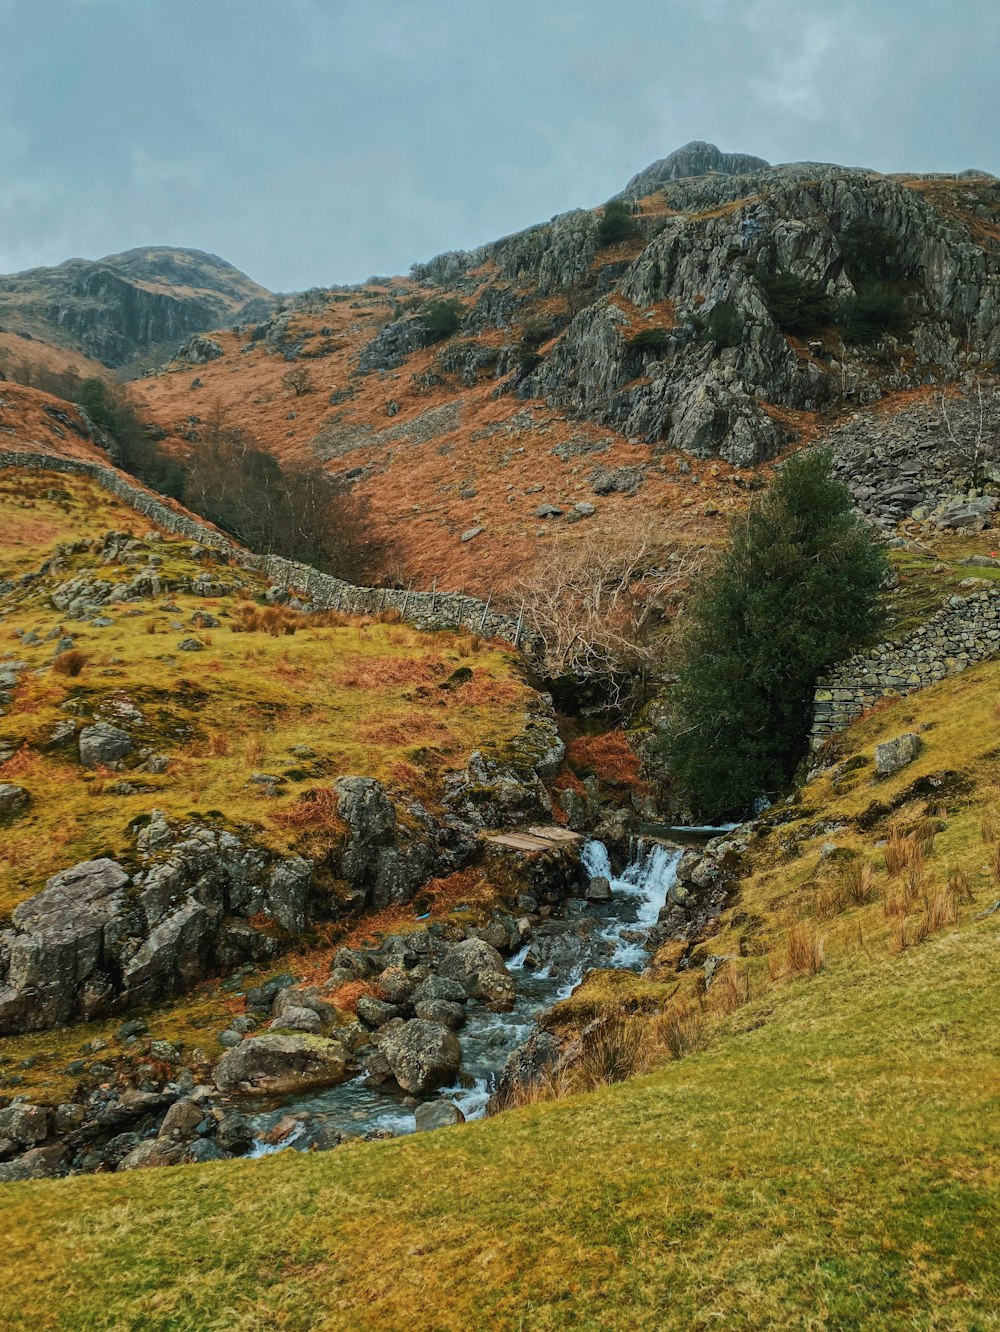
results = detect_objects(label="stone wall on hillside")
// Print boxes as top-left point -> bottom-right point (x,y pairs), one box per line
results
0,450 -> 534,649
810,589 -> 1000,746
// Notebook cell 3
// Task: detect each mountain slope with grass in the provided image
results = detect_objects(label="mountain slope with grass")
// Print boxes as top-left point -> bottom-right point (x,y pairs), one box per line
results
1,581 -> 998,1328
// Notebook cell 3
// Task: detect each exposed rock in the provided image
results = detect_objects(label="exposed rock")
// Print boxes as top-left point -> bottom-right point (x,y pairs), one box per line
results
438,938 -> 515,1011
270,1005 -> 323,1034
213,1034 -> 349,1094
874,733 -> 922,778
173,334 -> 224,365
78,722 -> 132,768
414,1099 -> 465,1131
335,776 -> 433,908
0,784 -> 29,816
0,1102 -> 49,1146
380,1019 -> 461,1095
585,875 -> 612,902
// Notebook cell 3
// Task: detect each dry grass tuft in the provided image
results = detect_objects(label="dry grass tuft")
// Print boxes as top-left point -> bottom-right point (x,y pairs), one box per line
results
709,963 -> 751,1015
915,886 -> 960,941
273,787 -> 345,836
947,865 -> 974,905
52,648 -> 87,677
244,734 -> 265,767
772,922 -> 825,980
650,999 -> 708,1059
206,730 -> 230,758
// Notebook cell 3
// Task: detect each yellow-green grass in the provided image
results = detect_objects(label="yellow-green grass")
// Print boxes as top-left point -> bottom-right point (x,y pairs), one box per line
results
0,474 -> 535,917
0,470 -> 149,577
0,643 -> 998,1329
888,530 -> 1000,635
0,899 -> 995,1330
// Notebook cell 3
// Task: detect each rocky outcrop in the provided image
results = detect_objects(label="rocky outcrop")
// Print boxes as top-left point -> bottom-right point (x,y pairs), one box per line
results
437,938 -> 516,1011
618,140 -> 772,200
335,777 -> 440,909
0,814 -> 314,1034
172,334 -> 224,365
213,1033 -> 349,1094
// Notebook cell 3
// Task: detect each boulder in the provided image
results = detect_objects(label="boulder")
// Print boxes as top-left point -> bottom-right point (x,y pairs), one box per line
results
356,995 -> 400,1028
585,875 -> 612,902
414,999 -> 466,1029
380,1019 -> 461,1095
78,722 -> 132,768
269,1005 -> 323,1034
438,938 -> 515,1011
0,1103 -> 48,1146
158,1098 -> 204,1142
874,733 -> 922,778
414,1099 -> 466,1131
0,784 -> 28,816
213,1034 -> 349,1094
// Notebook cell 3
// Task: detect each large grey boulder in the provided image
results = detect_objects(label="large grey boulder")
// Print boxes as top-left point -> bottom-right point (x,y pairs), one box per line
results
875,732 -> 922,778
214,1033 -> 349,1094
0,784 -> 29,816
0,1103 -> 49,1146
380,1019 -> 461,1094
78,722 -> 132,768
438,938 -> 515,1011
414,1099 -> 466,1131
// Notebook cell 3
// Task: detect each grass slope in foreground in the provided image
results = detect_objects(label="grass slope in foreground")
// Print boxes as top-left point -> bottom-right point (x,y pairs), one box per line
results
1,673 -> 999,1329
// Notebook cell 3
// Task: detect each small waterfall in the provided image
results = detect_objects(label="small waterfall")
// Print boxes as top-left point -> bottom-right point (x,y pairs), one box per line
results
583,838 -> 682,967
243,836 -> 684,1149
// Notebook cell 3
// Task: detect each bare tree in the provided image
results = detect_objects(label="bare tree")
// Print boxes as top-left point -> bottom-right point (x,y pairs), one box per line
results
938,380 -> 998,489
516,520 -> 705,706
282,366 -> 313,397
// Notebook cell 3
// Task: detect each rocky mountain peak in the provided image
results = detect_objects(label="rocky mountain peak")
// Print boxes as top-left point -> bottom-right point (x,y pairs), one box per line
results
619,140 -> 772,199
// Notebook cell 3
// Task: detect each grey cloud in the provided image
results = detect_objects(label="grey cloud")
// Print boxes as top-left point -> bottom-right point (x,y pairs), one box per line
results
0,0 -> 995,290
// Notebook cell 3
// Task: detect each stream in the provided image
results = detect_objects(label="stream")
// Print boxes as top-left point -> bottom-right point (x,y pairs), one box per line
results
247,838 -> 682,1154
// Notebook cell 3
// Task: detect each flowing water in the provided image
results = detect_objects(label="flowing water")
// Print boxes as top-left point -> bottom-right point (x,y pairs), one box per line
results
248,838 -> 681,1154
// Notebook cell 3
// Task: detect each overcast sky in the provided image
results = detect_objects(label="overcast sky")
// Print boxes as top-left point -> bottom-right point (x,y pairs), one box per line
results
0,0 -> 996,291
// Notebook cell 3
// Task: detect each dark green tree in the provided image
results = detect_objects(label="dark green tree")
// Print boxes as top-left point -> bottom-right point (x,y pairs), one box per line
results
597,199 -> 638,247
419,298 -> 462,343
760,269 -> 833,336
660,449 -> 889,818
78,378 -> 186,499
838,283 -> 908,345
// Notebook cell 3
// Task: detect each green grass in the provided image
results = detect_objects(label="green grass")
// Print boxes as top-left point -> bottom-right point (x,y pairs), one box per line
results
0,907 -> 996,1331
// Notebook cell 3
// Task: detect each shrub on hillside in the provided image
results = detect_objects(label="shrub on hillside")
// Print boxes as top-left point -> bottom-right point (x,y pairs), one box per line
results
419,299 -> 462,343
597,200 -> 638,248
629,327 -> 671,355
838,220 -> 907,285
658,449 -> 889,819
760,270 -> 833,336
838,282 -> 909,345
698,301 -> 744,352
52,649 -> 88,677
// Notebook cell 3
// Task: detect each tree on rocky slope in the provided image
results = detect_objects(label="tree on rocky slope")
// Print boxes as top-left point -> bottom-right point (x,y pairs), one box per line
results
660,450 -> 889,819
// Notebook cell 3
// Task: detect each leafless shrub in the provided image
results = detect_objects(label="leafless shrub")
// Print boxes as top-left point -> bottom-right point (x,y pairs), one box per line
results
516,522 -> 705,706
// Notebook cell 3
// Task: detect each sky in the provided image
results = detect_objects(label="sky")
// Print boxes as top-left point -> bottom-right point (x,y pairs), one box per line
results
0,0 -> 996,292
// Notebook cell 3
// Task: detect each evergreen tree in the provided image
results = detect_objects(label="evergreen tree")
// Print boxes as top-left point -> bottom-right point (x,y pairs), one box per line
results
661,449 -> 889,818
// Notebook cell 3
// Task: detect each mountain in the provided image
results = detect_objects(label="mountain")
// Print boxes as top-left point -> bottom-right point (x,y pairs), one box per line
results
0,246 -> 273,373
125,145 -> 1000,594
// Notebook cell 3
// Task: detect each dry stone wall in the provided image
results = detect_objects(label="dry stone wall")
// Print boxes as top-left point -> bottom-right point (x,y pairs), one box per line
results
811,589 -> 1000,746
0,450 -> 533,648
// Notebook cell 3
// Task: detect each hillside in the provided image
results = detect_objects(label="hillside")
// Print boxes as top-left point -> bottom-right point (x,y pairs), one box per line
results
127,146 -> 1000,594
0,247 -> 273,376
0,648 -> 997,1329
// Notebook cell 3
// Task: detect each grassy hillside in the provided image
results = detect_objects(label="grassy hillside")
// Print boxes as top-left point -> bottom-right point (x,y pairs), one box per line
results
1,632 -> 998,1329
